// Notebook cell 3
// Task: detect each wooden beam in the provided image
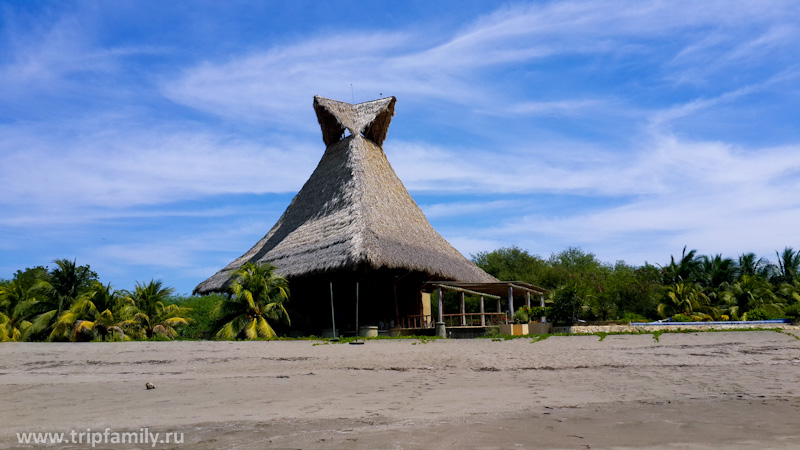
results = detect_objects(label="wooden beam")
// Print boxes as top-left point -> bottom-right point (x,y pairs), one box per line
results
509,283 -> 545,295
430,283 -> 501,299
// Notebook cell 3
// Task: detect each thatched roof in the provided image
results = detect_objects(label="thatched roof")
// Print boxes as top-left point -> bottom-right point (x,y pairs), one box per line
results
194,96 -> 497,294
314,96 -> 395,147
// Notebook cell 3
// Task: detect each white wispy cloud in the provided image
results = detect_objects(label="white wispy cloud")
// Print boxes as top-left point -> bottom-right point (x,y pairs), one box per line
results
466,135 -> 800,261
387,140 -> 651,196
419,200 -> 519,219
0,8 -> 164,105
0,119 -> 318,216
501,100 -> 606,117
157,0 -> 800,145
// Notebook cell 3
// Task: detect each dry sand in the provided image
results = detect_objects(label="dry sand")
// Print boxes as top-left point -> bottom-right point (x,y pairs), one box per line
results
2,330 -> 800,449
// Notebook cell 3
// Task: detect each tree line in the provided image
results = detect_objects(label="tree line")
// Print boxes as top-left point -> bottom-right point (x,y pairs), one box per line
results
0,260 -> 290,342
472,246 -> 800,325
4,246 -> 799,341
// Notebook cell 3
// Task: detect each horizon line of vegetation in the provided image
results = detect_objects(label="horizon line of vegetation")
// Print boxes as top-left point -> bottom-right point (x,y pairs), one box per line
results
2,245 -> 800,342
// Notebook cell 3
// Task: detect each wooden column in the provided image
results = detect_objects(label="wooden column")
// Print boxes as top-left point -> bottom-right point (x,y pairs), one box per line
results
392,280 -> 400,327
540,294 -> 547,322
508,285 -> 514,319
480,296 -> 485,326
437,286 -> 443,323
526,291 -> 531,308
459,292 -> 466,326
329,282 -> 336,338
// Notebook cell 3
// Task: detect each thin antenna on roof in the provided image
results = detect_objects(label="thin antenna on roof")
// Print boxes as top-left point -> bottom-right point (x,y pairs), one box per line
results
351,84 -> 354,103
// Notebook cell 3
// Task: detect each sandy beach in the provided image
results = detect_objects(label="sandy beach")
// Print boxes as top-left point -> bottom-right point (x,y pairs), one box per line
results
2,330 -> 800,449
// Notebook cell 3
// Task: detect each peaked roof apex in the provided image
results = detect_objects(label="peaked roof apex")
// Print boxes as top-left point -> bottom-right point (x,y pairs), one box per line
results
314,96 -> 396,147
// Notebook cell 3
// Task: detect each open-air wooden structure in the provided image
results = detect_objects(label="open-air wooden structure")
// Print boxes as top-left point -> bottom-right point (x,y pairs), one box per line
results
417,281 -> 548,329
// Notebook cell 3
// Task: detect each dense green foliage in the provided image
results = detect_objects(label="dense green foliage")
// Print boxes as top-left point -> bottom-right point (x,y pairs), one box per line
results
473,245 -> 800,325
167,294 -> 224,339
0,259 -> 295,341
3,246 -> 799,339
0,261 -> 192,342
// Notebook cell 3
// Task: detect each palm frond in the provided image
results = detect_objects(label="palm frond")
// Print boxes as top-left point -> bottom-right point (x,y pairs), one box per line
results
244,317 -> 258,339
26,309 -> 58,338
162,317 -> 190,327
256,316 -> 276,338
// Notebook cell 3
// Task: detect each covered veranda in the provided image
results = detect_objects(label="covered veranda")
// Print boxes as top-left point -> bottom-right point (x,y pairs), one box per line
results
400,281 -> 548,330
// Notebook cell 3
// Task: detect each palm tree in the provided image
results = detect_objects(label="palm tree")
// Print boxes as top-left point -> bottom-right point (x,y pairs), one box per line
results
588,293 -> 617,321
0,311 -> 22,341
737,253 -> 773,279
213,263 -> 290,339
0,279 -> 33,341
48,290 -> 100,341
775,247 -> 800,284
721,274 -> 783,319
662,247 -> 700,285
69,282 -> 125,341
658,282 -> 718,320
20,259 -> 97,341
118,280 -> 190,339
698,254 -> 737,289
776,281 -> 800,309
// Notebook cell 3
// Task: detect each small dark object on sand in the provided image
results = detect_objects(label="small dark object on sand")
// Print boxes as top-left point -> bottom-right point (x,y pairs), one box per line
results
145,382 -> 156,390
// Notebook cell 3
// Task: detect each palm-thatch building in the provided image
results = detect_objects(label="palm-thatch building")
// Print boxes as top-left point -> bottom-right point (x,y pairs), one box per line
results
195,96 -> 507,334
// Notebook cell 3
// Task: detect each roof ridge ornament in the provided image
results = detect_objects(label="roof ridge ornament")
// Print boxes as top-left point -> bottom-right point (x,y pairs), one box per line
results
314,96 -> 396,147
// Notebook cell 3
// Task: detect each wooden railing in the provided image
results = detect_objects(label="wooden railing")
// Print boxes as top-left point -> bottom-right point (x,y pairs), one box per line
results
401,312 -> 507,329
443,312 -> 507,327
401,315 -> 434,329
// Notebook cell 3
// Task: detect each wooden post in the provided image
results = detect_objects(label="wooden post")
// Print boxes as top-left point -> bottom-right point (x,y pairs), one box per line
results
540,294 -> 546,322
508,285 -> 514,320
392,279 -> 400,328
437,286 -> 443,323
330,282 -> 336,339
355,282 -> 359,339
459,291 -> 466,326
480,296 -> 485,326
526,291 -> 531,308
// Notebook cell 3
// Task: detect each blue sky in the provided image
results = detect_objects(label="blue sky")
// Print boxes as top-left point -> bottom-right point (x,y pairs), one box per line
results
2,0 -> 799,294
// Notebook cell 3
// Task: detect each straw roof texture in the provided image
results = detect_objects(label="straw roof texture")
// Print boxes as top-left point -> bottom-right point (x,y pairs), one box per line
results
194,96 -> 496,294
315,96 -> 395,147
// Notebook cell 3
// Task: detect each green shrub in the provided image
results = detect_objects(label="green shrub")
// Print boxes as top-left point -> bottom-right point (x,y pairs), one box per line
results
513,307 -> 530,324
743,308 -> 780,321
550,284 -> 583,325
528,306 -> 552,321
619,312 -> 649,323
783,303 -> 800,320
672,314 -> 693,322
168,294 -> 224,339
